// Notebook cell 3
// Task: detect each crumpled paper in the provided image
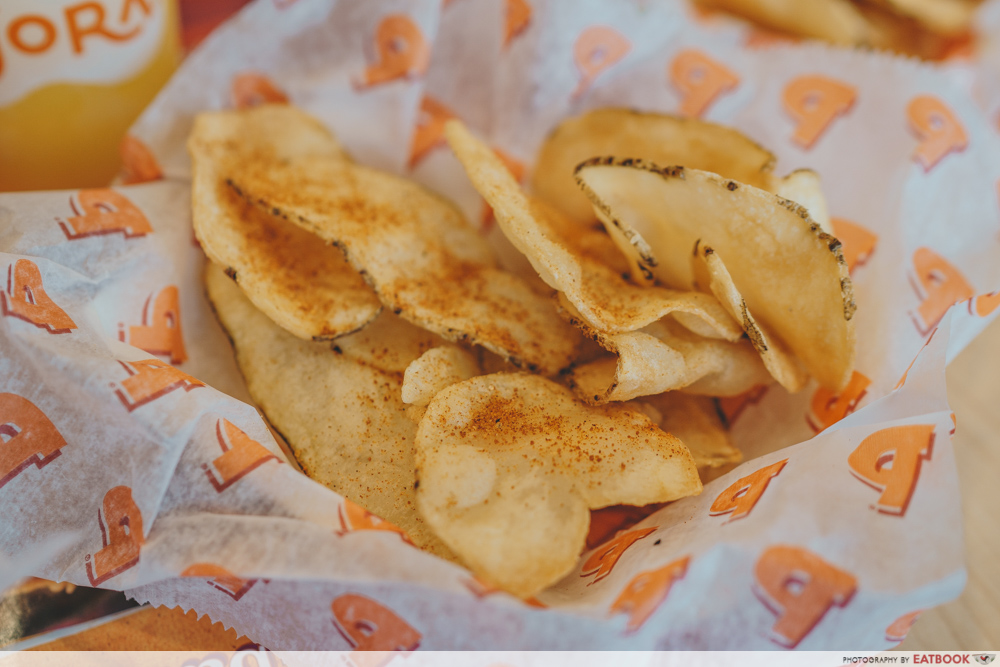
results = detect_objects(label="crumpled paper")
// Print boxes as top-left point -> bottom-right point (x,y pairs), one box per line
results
2,0 -> 1000,650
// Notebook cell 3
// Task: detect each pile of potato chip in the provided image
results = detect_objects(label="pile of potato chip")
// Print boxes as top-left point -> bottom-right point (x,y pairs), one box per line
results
697,0 -> 983,59
191,104 -> 855,598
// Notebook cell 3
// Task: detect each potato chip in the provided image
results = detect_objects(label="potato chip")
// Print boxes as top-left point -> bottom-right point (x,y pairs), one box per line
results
446,120 -> 742,340
532,108 -> 777,225
772,169 -> 832,235
402,346 -> 481,407
576,158 -> 855,392
189,105 -> 381,341
695,244 -> 809,392
227,153 -> 579,376
566,316 -> 772,403
695,0 -> 870,45
205,262 -> 455,559
637,393 -> 742,473
415,372 -> 701,597
866,0 -> 975,36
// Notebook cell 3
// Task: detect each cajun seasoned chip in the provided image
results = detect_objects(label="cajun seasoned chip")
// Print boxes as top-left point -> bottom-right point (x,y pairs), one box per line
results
695,0 -> 870,45
566,315 -> 772,403
636,393 -> 742,473
576,159 -> 855,392
415,372 -> 701,598
189,105 -> 381,341
205,262 -> 455,559
532,109 -> 778,225
226,151 -> 579,376
446,120 -> 742,340
402,345 -> 481,407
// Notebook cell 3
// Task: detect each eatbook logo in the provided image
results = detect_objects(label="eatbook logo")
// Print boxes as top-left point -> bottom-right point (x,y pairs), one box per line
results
976,656 -> 996,665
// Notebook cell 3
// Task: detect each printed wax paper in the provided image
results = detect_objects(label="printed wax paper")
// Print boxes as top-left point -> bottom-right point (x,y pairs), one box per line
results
3,0 -> 1000,650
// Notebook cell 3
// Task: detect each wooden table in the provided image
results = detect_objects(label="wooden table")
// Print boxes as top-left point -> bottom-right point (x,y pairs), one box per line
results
898,317 -> 1000,649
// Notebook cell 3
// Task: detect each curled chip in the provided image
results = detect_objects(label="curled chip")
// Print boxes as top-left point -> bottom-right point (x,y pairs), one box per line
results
415,373 -> 701,598
227,152 -> 579,376
696,244 -> 809,392
532,109 -> 777,225
566,315 -> 772,403
205,262 -> 455,560
772,170 -> 832,235
695,0 -> 870,45
189,105 -> 381,341
402,346 -> 481,407
446,119 -> 742,339
576,159 -> 855,392
636,393 -> 742,475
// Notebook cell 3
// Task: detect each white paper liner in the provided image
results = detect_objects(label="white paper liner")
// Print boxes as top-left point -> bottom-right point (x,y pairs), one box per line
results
2,0 -> 1000,650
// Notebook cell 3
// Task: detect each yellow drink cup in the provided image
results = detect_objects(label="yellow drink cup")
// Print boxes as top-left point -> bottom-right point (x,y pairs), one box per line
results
0,0 -> 181,192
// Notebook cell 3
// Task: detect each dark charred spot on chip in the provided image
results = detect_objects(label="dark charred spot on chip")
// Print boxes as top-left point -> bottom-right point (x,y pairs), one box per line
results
224,266 -> 238,281
393,308 -> 402,315
841,278 -> 857,321
414,479 -> 420,490
692,239 -> 701,257
332,345 -> 342,354
621,272 -> 630,281
654,539 -> 662,546
727,181 -> 738,191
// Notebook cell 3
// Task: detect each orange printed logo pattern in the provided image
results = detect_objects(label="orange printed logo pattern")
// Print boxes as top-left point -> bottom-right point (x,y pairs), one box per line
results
782,75 -> 856,149
669,49 -> 739,118
710,459 -> 788,521
885,609 -> 922,642
503,0 -> 531,48
716,385 -> 768,426
808,370 -> 871,432
332,594 -> 422,652
2,260 -> 77,334
231,72 -> 289,109
971,290 -> 1000,318
181,563 -> 258,601
59,189 -> 153,240
907,96 -> 967,171
338,498 -> 412,544
463,576 -> 546,608
848,424 -> 935,516
203,419 -> 280,493
86,486 -> 144,586
408,96 -> 456,168
114,358 -> 205,412
572,26 -> 630,99
609,555 -> 689,633
908,247 -> 974,335
119,286 -> 187,364
119,135 -> 163,185
356,15 -> 430,88
581,526 -> 656,584
0,393 -> 66,489
753,545 -> 857,648
831,218 -> 877,274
